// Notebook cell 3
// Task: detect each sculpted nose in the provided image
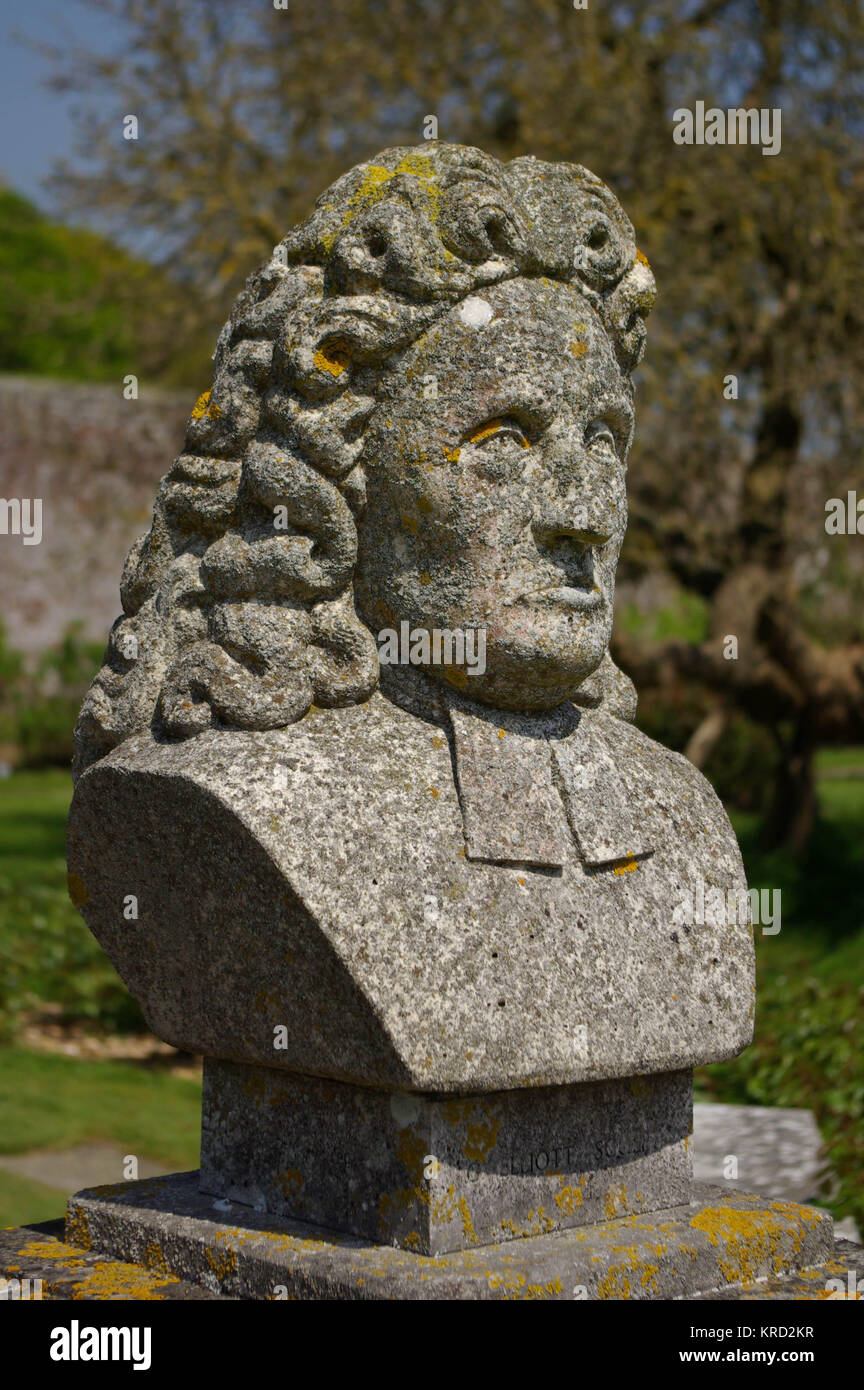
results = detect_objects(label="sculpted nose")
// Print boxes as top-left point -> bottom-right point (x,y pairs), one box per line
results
532,503 -> 614,550
530,442 -> 620,550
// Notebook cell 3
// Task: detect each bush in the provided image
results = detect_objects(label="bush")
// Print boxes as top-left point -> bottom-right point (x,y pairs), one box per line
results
0,621 -> 103,770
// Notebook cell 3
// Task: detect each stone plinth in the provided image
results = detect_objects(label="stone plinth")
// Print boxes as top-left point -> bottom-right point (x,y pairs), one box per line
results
199,1062 -> 692,1254
61,1174 -> 838,1301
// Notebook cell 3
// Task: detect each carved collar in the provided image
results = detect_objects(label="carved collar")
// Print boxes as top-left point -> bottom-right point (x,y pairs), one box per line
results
379,666 -> 652,870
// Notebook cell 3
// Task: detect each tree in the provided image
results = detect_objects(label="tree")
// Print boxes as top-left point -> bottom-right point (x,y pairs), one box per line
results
34,0 -> 864,846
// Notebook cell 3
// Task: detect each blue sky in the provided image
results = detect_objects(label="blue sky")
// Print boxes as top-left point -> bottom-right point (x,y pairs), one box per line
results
0,0 -> 119,210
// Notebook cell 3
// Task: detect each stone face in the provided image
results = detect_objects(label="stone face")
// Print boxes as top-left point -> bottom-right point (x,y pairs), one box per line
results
62,1175 -> 838,1301
199,1062 -> 693,1253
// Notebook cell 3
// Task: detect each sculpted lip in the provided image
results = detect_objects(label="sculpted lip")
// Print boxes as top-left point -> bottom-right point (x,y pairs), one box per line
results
538,585 -> 602,610
522,580 -> 603,610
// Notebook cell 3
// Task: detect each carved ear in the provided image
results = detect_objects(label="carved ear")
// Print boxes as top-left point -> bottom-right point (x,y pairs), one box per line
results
571,650 -> 637,722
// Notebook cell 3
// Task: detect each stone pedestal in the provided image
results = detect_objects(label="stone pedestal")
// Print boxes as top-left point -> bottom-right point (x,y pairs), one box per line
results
57,1173 -> 841,1300
199,1062 -> 692,1254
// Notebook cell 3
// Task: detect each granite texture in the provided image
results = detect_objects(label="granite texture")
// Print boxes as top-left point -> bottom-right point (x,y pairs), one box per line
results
199,1062 -> 693,1253
68,141 -> 753,1091
0,1219 -> 224,1300
67,692 -> 754,1090
58,1174 -> 839,1301
72,143 -> 656,775
65,145 -> 759,1268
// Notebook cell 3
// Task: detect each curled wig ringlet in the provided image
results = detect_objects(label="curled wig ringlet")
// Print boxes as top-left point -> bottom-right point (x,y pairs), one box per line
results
74,143 -> 655,779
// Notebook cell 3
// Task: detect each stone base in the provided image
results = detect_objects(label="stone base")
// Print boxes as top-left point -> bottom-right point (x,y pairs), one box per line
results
200,1062 -> 693,1254
57,1171 -> 844,1300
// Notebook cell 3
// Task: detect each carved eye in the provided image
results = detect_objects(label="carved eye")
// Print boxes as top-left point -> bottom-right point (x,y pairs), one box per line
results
466,417 -> 530,450
585,420 -> 618,456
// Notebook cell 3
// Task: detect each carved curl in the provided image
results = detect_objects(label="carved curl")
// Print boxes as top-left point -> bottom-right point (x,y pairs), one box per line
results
74,143 -> 655,779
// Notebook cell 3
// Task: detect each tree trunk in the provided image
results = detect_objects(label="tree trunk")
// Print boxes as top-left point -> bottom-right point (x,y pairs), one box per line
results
761,720 -> 817,852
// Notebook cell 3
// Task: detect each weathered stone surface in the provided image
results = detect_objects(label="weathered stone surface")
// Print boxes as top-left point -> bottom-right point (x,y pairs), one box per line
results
199,1062 -> 692,1253
693,1102 -> 827,1203
69,142 -> 753,1094
60,1175 -> 838,1301
67,696 -> 753,1090
71,144 -> 658,776
0,1219 -> 225,1300
65,143 -> 760,1277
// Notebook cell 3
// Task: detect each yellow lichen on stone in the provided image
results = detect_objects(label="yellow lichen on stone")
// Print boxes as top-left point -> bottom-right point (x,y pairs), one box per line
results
690,1204 -> 811,1287
191,389 -> 221,421
205,1243 -> 237,1282
73,1260 -> 178,1301
467,419 -> 502,445
554,1181 -> 584,1215
334,163 -> 395,239
66,1206 -> 92,1252
604,1184 -> 629,1219
457,1197 -> 477,1244
313,344 -> 350,377
20,1238 -> 87,1269
462,1116 -> 500,1163
597,1265 -> 632,1299
143,1242 -> 174,1279
395,1123 -> 427,1180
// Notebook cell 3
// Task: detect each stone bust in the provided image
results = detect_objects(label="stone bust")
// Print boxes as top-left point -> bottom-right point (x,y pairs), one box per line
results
69,143 -> 754,1104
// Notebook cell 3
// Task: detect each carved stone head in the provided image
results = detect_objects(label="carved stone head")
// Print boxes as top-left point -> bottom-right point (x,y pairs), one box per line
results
74,143 -> 656,776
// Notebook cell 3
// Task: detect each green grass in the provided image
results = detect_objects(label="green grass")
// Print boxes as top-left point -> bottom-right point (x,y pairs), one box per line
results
0,768 -> 143,1035
0,1049 -> 201,1166
0,1169 -> 67,1229
0,1050 -> 201,1228
815,745 -> 864,772
695,772 -> 864,1229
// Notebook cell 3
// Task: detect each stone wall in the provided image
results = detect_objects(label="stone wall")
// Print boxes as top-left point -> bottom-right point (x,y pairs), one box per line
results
0,375 -> 190,654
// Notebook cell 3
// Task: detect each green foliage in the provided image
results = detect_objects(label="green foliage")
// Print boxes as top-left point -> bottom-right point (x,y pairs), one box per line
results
0,188 -> 209,386
0,769 -> 143,1039
703,718 -> 781,816
618,593 -> 710,645
634,684 -> 781,815
0,621 -> 104,770
696,777 -> 864,1232
0,1049 -> 201,1168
